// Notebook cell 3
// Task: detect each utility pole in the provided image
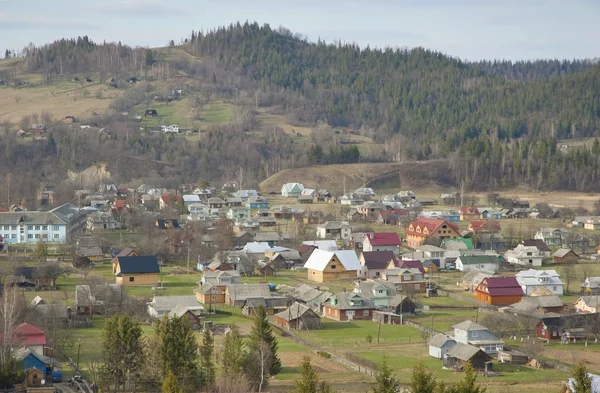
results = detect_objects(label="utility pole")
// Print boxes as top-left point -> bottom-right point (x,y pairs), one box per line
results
76,339 -> 81,372
376,318 -> 382,345
187,241 -> 190,275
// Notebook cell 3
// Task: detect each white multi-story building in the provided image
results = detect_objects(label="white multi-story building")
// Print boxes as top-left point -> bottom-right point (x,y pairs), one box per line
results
504,244 -> 543,267
515,269 -> 564,296
0,203 -> 89,244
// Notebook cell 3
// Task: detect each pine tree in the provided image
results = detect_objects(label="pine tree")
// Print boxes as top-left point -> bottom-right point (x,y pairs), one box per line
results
372,356 -> 400,393
100,315 -> 145,393
161,370 -> 182,393
200,328 -> 216,387
294,356 -> 319,393
409,361 -> 438,393
247,306 -> 281,375
445,364 -> 485,393
570,362 -> 592,393
222,324 -> 245,375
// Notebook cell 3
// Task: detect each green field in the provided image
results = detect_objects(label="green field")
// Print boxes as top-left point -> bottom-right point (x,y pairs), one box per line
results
201,102 -> 233,123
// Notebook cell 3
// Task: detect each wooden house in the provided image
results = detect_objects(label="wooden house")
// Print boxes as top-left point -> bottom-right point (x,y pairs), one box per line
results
475,277 -> 524,306
388,294 -> 416,314
274,302 -> 322,330
443,342 -> 492,371
459,206 -> 481,221
256,263 -> 276,277
114,255 -> 160,286
111,248 -> 138,273
241,297 -> 289,317
168,305 -> 201,329
405,218 -> 461,248
195,284 -> 226,305
303,249 -> 361,283
12,267 -> 55,289
552,248 -> 579,264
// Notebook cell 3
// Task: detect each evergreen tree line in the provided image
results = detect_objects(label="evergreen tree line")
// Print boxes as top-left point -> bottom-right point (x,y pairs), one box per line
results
185,22 -> 600,145
307,144 -> 360,165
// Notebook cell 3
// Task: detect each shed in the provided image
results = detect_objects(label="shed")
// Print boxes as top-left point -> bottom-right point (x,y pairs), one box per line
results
372,310 -> 402,325
552,248 -> 579,264
168,305 -> 201,329
497,349 -> 528,365
256,263 -> 276,277
242,296 -> 288,316
444,342 -> 492,371
388,294 -> 416,314
274,302 -> 322,330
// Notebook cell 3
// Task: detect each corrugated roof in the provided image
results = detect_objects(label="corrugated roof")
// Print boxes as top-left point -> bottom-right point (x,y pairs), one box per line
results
227,284 -> 271,301
275,302 -> 316,321
328,292 -> 375,310
150,295 -> 202,312
429,334 -> 456,348
553,248 -> 578,258
364,232 -> 401,246
458,255 -> 503,266
480,276 -> 524,297
116,255 -> 160,274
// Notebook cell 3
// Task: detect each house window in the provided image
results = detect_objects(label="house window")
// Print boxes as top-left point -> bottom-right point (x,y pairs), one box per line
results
53,225 -> 60,231
129,277 -> 135,282
3,225 -> 8,230
363,310 -> 369,316
42,225 -> 48,230
472,331 -> 478,338
28,234 -> 33,239
553,286 -> 557,291
330,265 -> 337,269
35,225 -> 40,230
11,226 -> 16,230
35,234 -> 40,239
27,226 -> 33,230
54,234 -> 60,239
11,234 -> 16,239
212,295 -> 216,300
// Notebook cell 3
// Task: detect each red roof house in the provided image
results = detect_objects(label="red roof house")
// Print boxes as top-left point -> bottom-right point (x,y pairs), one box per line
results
475,277 -> 524,306
469,220 -> 501,233
359,251 -> 397,279
405,218 -> 461,248
2,323 -> 48,354
459,207 -> 481,221
159,194 -> 183,209
362,232 -> 402,253
397,259 -> 425,274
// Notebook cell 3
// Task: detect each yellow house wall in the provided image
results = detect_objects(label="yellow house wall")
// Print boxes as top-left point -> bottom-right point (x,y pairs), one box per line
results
307,256 -> 356,282
117,273 -> 159,286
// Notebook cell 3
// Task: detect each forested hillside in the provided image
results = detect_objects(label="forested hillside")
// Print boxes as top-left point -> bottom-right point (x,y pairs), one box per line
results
2,23 -> 600,200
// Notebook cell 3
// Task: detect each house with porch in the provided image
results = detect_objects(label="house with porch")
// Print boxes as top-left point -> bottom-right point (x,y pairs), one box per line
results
246,196 -> 269,209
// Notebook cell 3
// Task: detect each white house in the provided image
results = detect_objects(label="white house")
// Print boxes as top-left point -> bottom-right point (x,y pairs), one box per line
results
362,232 -> 402,253
515,269 -> 564,296
428,334 -> 457,359
281,183 -> 304,197
316,221 -> 352,240
183,194 -> 201,205
188,202 -> 210,215
163,124 -> 179,133
504,245 -> 543,267
455,255 -> 501,272
0,203 -> 89,244
147,295 -> 204,318
301,240 -> 338,251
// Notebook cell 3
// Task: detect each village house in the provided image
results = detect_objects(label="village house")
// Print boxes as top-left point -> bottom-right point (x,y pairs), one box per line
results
461,269 -> 497,292
359,251 -> 397,279
356,202 -> 388,218
86,211 -> 122,231
443,342 -> 493,371
504,295 -> 564,317
302,210 -> 328,225
159,194 -> 183,210
362,232 -> 402,253
535,228 -> 569,247
314,189 -> 331,202
553,248 -> 580,264
394,259 -> 425,274
377,209 -> 407,225
188,202 -> 210,216
225,197 -> 244,207
201,270 -> 242,286
323,292 -> 376,321
11,267 -> 56,289
522,239 -> 552,259
147,295 -> 204,318
226,207 -> 251,220
114,255 -> 160,286
459,206 -> 481,221
182,194 -> 201,205
574,296 -> 600,314
207,251 -> 253,274
224,283 -> 272,306
256,216 -> 277,227
504,244 -> 543,267
169,306 -> 201,329
455,255 -> 502,272
388,294 -> 417,314
353,280 -> 397,308
304,249 -> 361,282
405,218 -> 461,248
515,269 -> 564,295
274,302 -> 322,330
453,320 -> 504,354
195,283 -> 226,305
75,237 -> 104,263
476,277 -> 524,306
302,240 -> 338,251
340,193 -> 364,206
480,209 -> 502,220
429,334 -> 457,360
581,277 -> 600,295
354,187 -> 376,200
208,197 -> 225,210
9,323 -> 47,355
287,284 -> 333,312
236,190 -> 259,201
241,296 -> 289,317
265,248 -> 303,269
281,183 -> 304,198
316,221 -> 352,240
382,267 -> 427,293
297,195 -> 314,204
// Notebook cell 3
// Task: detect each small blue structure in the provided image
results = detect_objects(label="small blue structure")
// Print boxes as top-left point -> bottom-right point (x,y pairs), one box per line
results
17,349 -> 63,382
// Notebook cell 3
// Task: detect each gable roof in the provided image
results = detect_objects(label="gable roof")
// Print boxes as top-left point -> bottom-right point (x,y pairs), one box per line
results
553,248 -> 579,258
12,323 -> 47,346
522,239 -> 550,252
275,302 -> 318,321
459,206 -> 480,215
429,334 -> 456,348
530,286 -> 555,296
361,251 -> 397,270
443,238 -> 474,250
301,240 -> 338,251
149,295 -> 203,312
116,255 -> 160,274
355,281 -> 397,299
469,220 -> 501,233
461,269 -> 496,283
479,276 -> 524,296
226,283 -> 271,301
406,218 -> 460,237
447,342 -> 489,361
577,296 -> 600,308
328,292 -> 376,310
363,232 -> 401,246
304,249 -> 361,272
452,320 -> 489,332
398,260 -> 425,274
388,294 -> 415,308
511,295 -> 563,310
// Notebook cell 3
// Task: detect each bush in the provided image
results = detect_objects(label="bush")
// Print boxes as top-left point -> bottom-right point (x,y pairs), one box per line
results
317,351 -> 331,359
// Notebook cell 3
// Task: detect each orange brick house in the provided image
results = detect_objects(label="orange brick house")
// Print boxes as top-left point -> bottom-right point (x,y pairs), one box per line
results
405,218 -> 461,248
475,276 -> 524,306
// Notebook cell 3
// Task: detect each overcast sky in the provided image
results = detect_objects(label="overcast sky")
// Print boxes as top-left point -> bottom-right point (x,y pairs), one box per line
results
1,0 -> 598,61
